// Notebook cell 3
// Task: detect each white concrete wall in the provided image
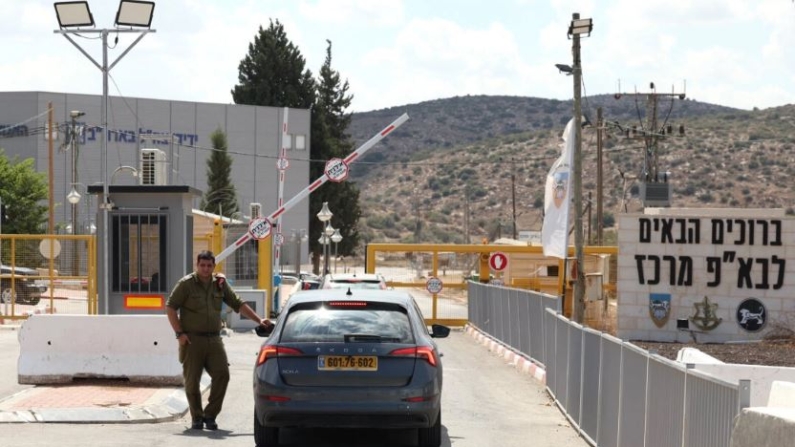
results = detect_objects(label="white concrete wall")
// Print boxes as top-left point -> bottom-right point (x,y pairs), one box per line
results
617,209 -> 795,343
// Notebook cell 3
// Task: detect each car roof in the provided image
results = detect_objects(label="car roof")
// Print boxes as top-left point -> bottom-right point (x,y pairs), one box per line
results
284,289 -> 413,307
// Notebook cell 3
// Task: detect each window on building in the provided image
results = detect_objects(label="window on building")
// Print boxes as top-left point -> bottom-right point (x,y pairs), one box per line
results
111,214 -> 167,293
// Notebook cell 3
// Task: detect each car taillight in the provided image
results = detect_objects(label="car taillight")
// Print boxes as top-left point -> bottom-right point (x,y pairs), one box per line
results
388,346 -> 438,367
256,345 -> 302,366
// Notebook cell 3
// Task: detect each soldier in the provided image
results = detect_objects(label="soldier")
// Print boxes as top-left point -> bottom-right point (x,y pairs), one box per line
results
166,250 -> 273,430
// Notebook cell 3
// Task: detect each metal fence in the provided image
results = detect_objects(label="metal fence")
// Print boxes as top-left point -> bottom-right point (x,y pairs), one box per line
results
1,234 -> 96,321
467,281 -> 751,447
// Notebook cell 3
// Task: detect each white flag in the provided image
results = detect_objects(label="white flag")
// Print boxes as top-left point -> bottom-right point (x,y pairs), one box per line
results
542,118 -> 575,258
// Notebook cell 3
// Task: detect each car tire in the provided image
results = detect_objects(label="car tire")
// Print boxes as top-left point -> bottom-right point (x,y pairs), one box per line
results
418,410 -> 442,447
254,410 -> 278,446
1,286 -> 15,304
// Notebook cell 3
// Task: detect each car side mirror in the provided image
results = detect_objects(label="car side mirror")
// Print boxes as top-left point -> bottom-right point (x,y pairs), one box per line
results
430,324 -> 450,338
255,325 -> 273,337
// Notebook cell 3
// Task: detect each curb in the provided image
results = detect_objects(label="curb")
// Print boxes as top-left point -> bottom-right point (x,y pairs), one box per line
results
0,375 -> 210,424
464,324 -> 546,384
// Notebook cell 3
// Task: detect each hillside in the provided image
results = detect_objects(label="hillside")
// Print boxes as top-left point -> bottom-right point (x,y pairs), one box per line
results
347,95 -> 795,245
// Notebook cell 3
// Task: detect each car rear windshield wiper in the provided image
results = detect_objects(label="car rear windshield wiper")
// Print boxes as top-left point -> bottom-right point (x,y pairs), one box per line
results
343,334 -> 402,343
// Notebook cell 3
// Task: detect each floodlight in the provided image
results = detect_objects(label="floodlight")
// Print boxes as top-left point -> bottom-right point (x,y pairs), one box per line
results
568,17 -> 593,37
54,1 -> 95,28
115,0 -> 155,27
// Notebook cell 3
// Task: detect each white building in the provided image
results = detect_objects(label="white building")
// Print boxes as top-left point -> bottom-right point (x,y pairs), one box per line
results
0,91 -> 311,235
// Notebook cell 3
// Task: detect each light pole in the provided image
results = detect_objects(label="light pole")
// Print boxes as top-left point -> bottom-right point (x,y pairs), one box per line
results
331,228 -> 342,273
323,223 -> 335,275
66,182 -> 84,276
316,202 -> 333,275
54,0 -> 156,313
568,13 -> 592,323
292,229 -> 307,274
317,235 -> 330,275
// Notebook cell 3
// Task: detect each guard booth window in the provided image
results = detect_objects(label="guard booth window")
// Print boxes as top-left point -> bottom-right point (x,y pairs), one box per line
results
111,214 -> 167,293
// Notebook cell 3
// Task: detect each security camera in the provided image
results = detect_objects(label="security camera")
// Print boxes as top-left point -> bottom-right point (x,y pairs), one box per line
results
70,110 -> 86,118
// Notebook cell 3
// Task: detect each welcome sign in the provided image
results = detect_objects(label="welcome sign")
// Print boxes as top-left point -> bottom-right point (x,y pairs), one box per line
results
617,209 -> 794,343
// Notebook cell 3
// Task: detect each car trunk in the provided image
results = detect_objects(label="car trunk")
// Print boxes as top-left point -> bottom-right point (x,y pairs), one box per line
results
276,343 -> 416,387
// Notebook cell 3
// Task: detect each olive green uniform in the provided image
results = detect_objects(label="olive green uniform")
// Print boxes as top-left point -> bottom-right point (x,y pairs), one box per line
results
166,272 -> 245,421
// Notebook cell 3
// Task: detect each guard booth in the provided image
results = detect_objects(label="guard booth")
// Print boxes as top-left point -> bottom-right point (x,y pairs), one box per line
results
88,185 -> 201,314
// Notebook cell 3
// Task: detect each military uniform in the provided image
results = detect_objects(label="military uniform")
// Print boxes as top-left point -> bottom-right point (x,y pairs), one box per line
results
166,272 -> 245,423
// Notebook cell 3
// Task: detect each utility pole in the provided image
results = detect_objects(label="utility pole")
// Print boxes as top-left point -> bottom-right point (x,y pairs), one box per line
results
69,110 -> 84,237
613,82 -> 686,207
570,12 -> 590,324
464,185 -> 470,244
511,169 -> 517,240
596,107 -> 603,245
47,103 -> 55,234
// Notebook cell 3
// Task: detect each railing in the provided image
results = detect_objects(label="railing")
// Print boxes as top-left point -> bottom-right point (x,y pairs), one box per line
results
1,234 -> 96,321
468,281 -> 750,447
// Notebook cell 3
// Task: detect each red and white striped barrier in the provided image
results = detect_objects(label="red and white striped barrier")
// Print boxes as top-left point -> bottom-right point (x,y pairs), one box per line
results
464,324 -> 546,384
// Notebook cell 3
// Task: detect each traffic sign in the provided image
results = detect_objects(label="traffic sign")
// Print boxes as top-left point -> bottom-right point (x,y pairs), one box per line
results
490,278 -> 504,287
276,157 -> 290,171
324,158 -> 349,182
489,252 -> 508,271
425,277 -> 443,294
273,232 -> 284,247
248,217 -> 272,240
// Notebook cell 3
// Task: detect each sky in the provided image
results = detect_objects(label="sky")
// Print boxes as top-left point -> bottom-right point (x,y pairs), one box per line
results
1,0 -> 793,113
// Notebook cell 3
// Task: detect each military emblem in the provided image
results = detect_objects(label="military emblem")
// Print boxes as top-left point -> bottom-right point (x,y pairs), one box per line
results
648,293 -> 671,328
736,298 -> 766,332
552,171 -> 569,208
689,296 -> 722,331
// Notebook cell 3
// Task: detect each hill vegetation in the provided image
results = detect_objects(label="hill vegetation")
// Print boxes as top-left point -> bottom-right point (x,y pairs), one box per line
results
347,95 -> 795,246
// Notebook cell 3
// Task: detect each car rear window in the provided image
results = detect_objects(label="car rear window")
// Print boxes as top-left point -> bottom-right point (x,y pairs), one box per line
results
327,280 -> 383,290
280,301 -> 414,343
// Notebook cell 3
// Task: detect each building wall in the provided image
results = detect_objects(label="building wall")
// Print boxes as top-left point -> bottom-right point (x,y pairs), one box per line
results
617,208 -> 795,342
0,91 -> 311,250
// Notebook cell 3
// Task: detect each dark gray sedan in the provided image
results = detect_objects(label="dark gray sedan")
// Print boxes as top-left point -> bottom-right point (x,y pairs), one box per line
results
253,289 -> 450,447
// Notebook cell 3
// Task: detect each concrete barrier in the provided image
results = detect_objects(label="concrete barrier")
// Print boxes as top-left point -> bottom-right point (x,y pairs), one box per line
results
731,381 -> 795,447
18,314 -> 182,385
677,347 -> 795,406
767,380 -> 795,407
676,347 -> 725,364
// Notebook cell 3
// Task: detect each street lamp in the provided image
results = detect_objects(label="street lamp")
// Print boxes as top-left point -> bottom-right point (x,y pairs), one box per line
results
316,202 -> 333,275
568,13 -> 592,324
318,234 -> 329,275
291,229 -> 307,275
67,184 -> 81,234
54,0 -> 156,314
331,228 -> 342,273
323,223 -> 335,275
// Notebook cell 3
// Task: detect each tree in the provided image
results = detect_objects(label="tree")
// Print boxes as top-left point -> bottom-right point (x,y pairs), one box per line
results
200,129 -> 239,218
0,149 -> 48,235
311,40 -> 361,266
231,19 -> 315,109
232,24 -> 362,274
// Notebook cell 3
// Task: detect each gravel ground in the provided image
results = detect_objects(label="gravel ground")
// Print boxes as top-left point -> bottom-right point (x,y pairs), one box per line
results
630,339 -> 795,367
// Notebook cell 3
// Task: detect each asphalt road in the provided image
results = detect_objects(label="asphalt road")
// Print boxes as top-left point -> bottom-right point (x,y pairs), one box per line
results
0,326 -> 588,447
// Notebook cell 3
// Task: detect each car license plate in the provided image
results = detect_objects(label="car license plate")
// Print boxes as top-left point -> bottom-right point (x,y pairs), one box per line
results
318,355 -> 378,371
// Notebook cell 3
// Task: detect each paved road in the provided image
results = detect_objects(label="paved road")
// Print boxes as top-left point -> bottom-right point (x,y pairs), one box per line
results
0,325 -> 587,447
